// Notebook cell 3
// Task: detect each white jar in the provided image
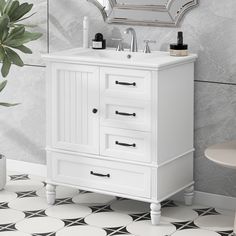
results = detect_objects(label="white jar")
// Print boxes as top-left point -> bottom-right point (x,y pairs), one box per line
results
0,155 -> 6,190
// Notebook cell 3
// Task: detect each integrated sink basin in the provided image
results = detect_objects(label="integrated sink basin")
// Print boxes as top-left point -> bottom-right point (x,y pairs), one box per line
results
42,48 -> 197,69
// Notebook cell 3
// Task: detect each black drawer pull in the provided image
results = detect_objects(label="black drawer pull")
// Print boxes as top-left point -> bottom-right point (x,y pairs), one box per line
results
116,141 -> 136,147
90,171 -> 110,178
115,81 -> 136,86
115,111 -> 136,117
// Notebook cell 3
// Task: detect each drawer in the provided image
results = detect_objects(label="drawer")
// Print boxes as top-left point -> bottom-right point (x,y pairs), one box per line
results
48,151 -> 151,198
101,97 -> 151,132
100,67 -> 151,100
100,127 -> 151,163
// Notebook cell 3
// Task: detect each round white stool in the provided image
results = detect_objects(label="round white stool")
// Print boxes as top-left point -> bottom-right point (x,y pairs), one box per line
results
205,140 -> 236,235
0,155 -> 6,190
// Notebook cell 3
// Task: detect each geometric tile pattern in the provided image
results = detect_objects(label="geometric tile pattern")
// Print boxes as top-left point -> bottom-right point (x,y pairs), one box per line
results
0,172 -> 234,236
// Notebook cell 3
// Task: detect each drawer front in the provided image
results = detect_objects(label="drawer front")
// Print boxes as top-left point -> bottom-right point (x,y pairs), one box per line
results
100,67 -> 151,100
100,127 -> 151,163
49,151 -> 151,198
101,97 -> 151,132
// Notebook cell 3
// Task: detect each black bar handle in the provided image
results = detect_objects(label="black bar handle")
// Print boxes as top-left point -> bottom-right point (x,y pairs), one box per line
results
115,111 -> 136,117
90,171 -> 110,178
115,81 -> 136,86
115,141 -> 136,147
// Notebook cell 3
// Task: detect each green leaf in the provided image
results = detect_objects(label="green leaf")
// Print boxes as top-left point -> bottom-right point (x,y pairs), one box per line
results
0,80 -> 7,92
1,55 -> 11,77
5,31 -> 42,47
0,102 -> 19,107
5,25 -> 24,41
6,0 -> 19,19
0,0 -> 6,15
5,47 -> 23,66
0,14 -> 10,42
10,2 -> 33,22
0,45 -> 6,60
12,44 -> 32,54
3,0 -> 13,14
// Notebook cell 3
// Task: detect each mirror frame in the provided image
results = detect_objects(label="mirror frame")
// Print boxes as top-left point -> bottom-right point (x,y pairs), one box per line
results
88,0 -> 199,27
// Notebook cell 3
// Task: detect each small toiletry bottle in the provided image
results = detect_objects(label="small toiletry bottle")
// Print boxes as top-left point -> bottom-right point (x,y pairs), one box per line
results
92,33 -> 106,50
170,32 -> 188,57
83,16 -> 89,48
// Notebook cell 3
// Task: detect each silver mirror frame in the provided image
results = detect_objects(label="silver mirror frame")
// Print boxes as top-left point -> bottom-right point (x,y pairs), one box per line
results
88,0 -> 198,27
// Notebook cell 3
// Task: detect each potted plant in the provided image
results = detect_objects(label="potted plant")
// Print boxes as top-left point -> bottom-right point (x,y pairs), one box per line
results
0,0 -> 42,190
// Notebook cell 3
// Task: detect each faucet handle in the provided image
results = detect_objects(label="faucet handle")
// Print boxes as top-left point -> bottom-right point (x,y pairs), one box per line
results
143,40 -> 156,53
112,38 -> 124,51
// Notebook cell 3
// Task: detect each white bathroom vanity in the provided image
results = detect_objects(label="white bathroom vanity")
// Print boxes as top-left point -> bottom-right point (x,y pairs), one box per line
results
42,48 -> 197,225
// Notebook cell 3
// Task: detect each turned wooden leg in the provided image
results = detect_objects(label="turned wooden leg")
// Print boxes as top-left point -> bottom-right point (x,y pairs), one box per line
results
46,183 -> 56,205
150,203 -> 161,225
184,184 -> 194,206
234,211 -> 236,235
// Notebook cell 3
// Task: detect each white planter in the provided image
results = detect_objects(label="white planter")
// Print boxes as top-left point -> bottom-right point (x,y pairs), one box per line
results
0,155 -> 6,190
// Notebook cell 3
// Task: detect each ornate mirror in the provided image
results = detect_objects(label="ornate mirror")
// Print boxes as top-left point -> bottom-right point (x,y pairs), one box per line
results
88,0 -> 198,27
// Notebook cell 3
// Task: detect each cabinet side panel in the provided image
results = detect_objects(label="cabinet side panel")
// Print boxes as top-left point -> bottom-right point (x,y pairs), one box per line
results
157,152 -> 194,200
157,63 -> 194,164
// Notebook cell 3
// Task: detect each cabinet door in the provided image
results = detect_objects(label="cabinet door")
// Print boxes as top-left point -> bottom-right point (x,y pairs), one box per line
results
50,63 -> 99,154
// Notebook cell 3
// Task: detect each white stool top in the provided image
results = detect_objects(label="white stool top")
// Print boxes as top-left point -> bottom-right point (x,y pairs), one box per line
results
205,140 -> 236,170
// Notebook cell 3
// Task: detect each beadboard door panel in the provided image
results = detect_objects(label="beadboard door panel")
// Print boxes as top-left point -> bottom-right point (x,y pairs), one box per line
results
50,63 -> 100,154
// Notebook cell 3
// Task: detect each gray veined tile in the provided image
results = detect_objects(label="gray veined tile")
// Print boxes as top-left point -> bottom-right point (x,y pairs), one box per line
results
0,66 -> 46,165
194,82 -> 236,196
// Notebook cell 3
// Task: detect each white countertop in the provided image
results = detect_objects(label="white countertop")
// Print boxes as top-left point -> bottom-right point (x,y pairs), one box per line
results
42,47 -> 197,70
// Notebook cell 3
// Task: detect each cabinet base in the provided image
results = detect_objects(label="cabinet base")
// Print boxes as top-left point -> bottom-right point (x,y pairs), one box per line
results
184,184 -> 194,206
150,203 -> 161,225
46,183 -> 56,205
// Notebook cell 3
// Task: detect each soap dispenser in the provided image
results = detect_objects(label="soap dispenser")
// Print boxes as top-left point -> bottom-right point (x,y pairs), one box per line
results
170,32 -> 188,57
92,33 -> 106,50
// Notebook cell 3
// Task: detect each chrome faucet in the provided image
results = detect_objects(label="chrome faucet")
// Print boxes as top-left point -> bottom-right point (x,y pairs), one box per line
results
124,27 -> 138,52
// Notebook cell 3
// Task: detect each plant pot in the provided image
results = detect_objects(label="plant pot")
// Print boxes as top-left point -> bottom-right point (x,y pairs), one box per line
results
0,155 -> 6,190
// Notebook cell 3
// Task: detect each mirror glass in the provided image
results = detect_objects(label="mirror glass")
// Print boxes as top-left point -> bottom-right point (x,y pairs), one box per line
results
89,0 -> 198,27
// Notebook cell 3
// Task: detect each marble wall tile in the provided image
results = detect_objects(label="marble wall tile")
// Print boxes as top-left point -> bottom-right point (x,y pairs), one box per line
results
0,66 -> 46,164
49,0 -> 236,84
194,81 -> 236,196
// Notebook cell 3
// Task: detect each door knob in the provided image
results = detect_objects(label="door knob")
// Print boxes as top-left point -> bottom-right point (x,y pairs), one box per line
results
92,108 -> 98,114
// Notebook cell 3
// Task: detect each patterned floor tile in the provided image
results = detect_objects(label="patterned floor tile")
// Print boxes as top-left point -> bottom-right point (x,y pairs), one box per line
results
15,217 -> 64,234
0,172 -> 235,236
45,203 -> 92,219
194,214 -> 234,231
126,220 -> 176,236
56,225 -> 107,236
172,229 -> 221,235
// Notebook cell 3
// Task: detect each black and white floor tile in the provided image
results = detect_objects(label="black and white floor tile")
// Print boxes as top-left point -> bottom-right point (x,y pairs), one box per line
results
0,172 -> 235,236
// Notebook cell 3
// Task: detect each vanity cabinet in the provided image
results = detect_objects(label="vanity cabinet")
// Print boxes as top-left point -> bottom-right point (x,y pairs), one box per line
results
43,49 -> 197,225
